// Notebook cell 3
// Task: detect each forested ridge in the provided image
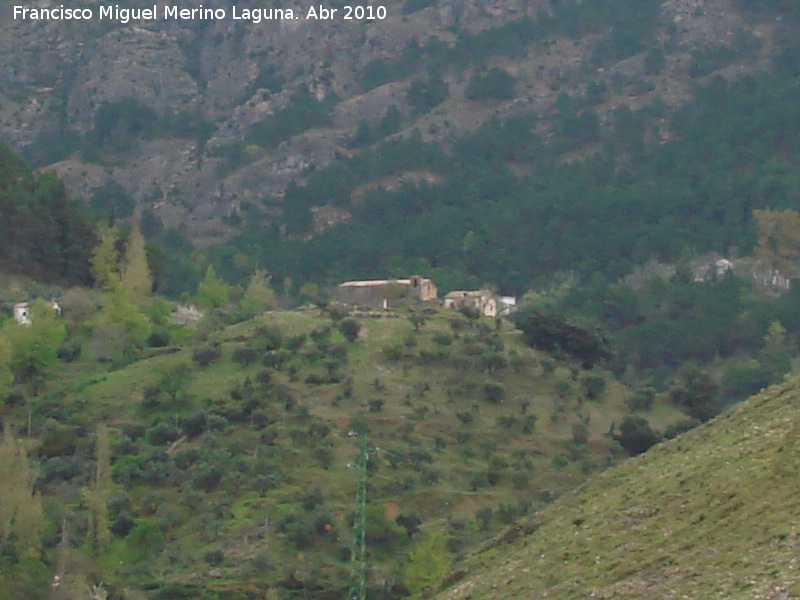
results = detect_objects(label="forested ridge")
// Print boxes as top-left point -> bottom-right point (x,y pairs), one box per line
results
221,67 -> 800,294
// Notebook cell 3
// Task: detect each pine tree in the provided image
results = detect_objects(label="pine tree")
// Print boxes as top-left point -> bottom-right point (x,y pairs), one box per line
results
120,222 -> 153,297
91,224 -> 121,291
196,266 -> 232,309
760,321 -> 793,383
239,269 -> 276,318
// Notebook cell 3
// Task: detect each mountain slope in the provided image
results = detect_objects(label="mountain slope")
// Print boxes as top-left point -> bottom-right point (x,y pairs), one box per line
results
431,378 -> 800,600
1,0 -> 792,248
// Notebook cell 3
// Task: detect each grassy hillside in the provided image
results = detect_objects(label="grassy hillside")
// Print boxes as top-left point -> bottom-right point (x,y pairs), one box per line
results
1,303 -> 687,599
430,377 -> 800,600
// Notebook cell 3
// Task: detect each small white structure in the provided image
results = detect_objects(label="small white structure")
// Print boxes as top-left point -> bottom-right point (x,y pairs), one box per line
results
13,302 -> 31,326
498,296 -> 517,316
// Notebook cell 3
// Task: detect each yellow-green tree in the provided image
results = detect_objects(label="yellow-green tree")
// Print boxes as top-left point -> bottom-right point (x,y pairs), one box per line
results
754,208 -> 800,272
87,424 -> 112,551
91,286 -> 152,349
91,225 -> 121,291
0,425 -> 44,561
196,266 -> 232,309
120,223 -> 153,298
403,528 -> 450,597
760,321 -> 794,382
239,269 -> 276,318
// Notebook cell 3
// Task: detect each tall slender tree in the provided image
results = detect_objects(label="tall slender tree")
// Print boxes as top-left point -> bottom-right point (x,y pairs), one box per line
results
120,219 -> 153,297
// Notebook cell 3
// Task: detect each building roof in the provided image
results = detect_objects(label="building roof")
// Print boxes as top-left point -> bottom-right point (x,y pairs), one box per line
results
444,290 -> 492,299
339,279 -> 413,288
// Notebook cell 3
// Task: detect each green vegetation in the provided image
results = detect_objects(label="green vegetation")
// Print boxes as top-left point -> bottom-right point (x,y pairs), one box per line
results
0,146 -> 95,284
465,68 -> 516,101
0,274 -> 690,598
79,98 -> 216,163
220,66 -> 800,295
245,91 -> 338,149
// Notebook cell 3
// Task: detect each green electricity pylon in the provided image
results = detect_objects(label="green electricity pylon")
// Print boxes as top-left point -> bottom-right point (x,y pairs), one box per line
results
347,433 -> 368,600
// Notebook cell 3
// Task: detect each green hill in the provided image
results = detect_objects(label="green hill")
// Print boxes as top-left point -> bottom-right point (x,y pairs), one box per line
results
0,303 -> 687,599
430,378 -> 800,600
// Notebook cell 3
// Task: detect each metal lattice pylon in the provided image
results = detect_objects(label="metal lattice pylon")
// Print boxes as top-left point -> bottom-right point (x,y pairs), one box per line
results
347,433 -> 368,600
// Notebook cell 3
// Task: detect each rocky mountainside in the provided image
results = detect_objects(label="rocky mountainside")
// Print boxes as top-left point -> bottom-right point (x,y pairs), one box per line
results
429,376 -> 800,599
0,0 -> 785,243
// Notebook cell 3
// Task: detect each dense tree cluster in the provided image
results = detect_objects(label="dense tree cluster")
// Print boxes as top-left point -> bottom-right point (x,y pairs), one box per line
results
0,145 -> 95,284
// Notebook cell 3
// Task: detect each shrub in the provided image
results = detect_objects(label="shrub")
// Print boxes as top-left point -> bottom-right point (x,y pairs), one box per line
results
338,317 -> 361,343
626,387 -> 656,412
191,464 -> 223,492
615,416 -> 660,456
192,344 -> 221,367
179,411 -> 208,437
663,418 -> 700,440
383,344 -> 405,361
571,423 -> 589,445
310,325 -> 331,342
232,346 -> 259,366
476,507 -> 493,530
285,333 -> 307,352
407,74 -> 449,113
110,512 -> 136,537
483,382 -> 506,404
466,67 -> 516,101
456,411 -> 474,425
145,423 -> 181,446
432,332 -> 453,346
580,375 -> 606,400
56,340 -> 82,362
521,414 -> 538,434
253,325 -> 283,351
147,329 -> 170,348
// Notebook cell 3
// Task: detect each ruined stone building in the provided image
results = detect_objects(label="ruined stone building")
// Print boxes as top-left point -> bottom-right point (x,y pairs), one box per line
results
335,275 -> 438,309
443,290 -> 498,317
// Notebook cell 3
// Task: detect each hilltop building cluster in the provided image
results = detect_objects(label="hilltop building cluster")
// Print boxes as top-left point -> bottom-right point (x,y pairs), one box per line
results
334,275 -> 515,317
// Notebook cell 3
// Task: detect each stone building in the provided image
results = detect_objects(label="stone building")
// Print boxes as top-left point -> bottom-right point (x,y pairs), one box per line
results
335,275 -> 438,309
443,290 -> 498,317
